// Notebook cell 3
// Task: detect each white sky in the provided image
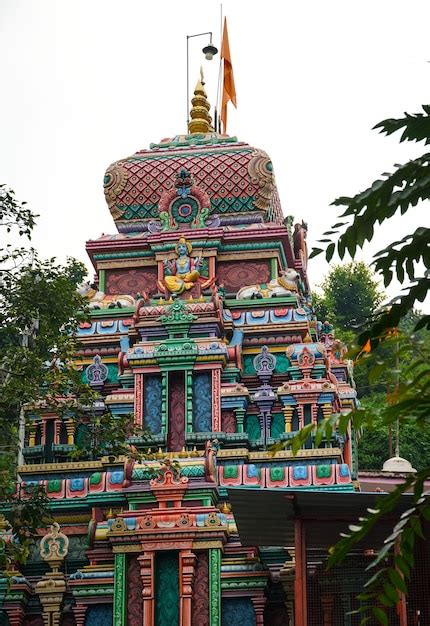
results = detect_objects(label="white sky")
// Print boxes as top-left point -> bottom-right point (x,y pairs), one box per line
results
1,0 -> 429,304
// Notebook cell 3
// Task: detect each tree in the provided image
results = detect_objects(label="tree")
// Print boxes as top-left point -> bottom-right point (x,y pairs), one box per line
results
307,107 -> 430,623
0,185 -> 91,573
314,262 -> 384,400
358,393 -> 430,472
314,262 -> 383,340
0,186 -> 145,576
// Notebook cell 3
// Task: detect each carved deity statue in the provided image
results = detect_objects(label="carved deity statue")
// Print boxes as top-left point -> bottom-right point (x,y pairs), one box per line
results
163,237 -> 203,294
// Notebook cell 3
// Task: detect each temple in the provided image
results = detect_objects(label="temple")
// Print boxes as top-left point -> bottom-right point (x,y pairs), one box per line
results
4,77 -> 364,625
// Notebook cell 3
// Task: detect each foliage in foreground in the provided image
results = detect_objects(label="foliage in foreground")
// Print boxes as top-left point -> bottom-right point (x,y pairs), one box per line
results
0,185 -> 145,577
305,107 -> 430,622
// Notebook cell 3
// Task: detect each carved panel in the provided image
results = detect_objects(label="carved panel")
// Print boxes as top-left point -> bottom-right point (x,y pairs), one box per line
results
127,556 -> 143,626
144,374 -> 162,434
270,412 -> 284,439
105,268 -> 158,297
221,598 -> 256,626
84,605 -> 113,626
155,551 -> 179,626
217,261 -> 270,293
191,552 -> 209,626
221,411 -> 237,433
168,372 -> 185,452
192,373 -> 212,432
245,414 -> 261,441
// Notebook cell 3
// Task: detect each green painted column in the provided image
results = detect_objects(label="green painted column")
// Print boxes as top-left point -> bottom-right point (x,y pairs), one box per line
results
235,408 -> 245,434
186,370 -> 193,433
209,548 -> 221,626
270,257 -> 278,279
113,552 -> 126,626
99,269 -> 106,292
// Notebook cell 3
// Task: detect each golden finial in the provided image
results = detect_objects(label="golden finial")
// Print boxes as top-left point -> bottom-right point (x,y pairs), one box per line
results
219,502 -> 231,514
106,508 -> 115,520
188,68 -> 213,134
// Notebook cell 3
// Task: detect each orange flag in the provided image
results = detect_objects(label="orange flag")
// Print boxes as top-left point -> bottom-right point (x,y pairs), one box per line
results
220,17 -> 237,134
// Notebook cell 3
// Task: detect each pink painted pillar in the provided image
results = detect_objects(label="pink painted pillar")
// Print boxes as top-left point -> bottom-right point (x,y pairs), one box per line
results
297,404 -> 305,430
54,418 -> 61,444
41,419 -> 47,445
294,518 -> 308,626
212,368 -> 221,432
311,403 -> 318,424
139,551 -> 155,626
5,605 -> 25,626
251,594 -> 266,626
179,550 -> 197,626
321,595 -> 334,626
134,373 -> 144,427
72,603 -> 87,626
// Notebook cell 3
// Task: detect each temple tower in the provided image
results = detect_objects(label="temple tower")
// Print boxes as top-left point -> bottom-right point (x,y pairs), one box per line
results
12,77 -> 357,626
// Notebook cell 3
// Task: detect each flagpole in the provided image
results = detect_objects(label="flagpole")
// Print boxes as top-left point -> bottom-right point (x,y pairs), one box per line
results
186,35 -> 190,132
216,4 -> 223,132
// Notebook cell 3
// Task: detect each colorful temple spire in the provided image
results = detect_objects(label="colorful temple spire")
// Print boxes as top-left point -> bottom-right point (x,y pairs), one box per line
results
188,68 -> 213,134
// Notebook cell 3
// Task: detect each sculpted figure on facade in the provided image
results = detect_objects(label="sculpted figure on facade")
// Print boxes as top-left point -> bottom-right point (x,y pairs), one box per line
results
163,237 -> 203,294
77,282 -> 135,309
236,268 -> 300,300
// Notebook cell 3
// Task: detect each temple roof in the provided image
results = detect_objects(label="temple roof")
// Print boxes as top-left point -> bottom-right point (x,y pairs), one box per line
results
103,134 -> 284,233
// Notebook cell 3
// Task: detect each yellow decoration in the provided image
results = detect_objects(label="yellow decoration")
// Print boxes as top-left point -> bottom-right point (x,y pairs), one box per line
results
188,68 -> 213,134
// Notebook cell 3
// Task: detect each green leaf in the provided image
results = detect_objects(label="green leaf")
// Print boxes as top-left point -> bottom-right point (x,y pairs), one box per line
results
421,505 -> 430,521
372,606 -> 389,625
394,555 -> 410,579
363,567 -> 386,588
326,242 -> 335,262
367,541 -> 394,569
382,581 -> 399,604
410,516 -> 425,539
309,247 -> 323,259
388,568 -> 407,594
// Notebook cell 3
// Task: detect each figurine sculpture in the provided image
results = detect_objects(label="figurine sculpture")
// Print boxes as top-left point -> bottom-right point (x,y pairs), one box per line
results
236,268 -> 300,300
77,282 -> 135,309
163,237 -> 203,294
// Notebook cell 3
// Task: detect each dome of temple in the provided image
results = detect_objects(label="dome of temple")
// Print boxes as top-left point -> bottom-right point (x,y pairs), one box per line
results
103,133 -> 283,233
103,75 -> 283,233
